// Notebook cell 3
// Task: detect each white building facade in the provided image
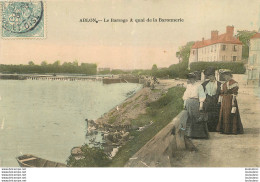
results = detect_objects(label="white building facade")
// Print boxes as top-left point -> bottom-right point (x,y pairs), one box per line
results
189,26 -> 243,66
247,33 -> 260,86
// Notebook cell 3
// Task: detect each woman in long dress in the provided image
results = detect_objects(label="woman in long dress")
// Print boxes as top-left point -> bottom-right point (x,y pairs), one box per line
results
216,71 -> 244,134
201,67 -> 222,132
183,73 -> 209,139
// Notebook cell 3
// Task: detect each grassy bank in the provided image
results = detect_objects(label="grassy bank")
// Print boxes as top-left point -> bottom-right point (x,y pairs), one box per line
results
110,86 -> 185,167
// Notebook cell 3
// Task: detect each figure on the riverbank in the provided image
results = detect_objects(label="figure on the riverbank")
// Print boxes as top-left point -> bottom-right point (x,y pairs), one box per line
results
201,67 -> 222,132
216,70 -> 244,134
152,76 -> 159,84
144,76 -> 151,87
183,73 -> 209,139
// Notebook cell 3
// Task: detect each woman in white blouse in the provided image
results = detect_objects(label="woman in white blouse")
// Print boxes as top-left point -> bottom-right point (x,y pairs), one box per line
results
183,73 -> 209,139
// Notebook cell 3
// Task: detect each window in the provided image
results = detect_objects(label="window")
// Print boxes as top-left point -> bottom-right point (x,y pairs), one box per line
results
252,69 -> 258,79
214,45 -> 216,52
249,57 -> 254,65
193,50 -> 195,55
250,42 -> 254,50
249,69 -> 258,79
233,45 -> 237,51
222,45 -> 226,51
253,54 -> 257,64
233,56 -> 237,62
248,70 -> 252,79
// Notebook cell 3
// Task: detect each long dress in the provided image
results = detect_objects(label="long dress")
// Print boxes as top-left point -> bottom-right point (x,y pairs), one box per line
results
216,79 -> 244,134
201,80 -> 222,131
183,83 -> 209,139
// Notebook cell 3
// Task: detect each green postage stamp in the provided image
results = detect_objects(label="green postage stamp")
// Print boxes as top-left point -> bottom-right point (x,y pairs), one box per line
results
1,1 -> 45,38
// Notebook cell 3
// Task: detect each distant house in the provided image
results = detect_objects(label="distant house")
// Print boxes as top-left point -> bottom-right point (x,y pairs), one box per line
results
247,33 -> 260,86
189,26 -> 243,66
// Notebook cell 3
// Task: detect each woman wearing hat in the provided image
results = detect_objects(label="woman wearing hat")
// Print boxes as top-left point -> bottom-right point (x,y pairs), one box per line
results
216,71 -> 244,134
183,72 -> 209,139
201,67 -> 222,132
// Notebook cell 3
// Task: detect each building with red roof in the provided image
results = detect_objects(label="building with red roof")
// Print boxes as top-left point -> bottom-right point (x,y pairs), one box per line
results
189,26 -> 243,65
247,32 -> 260,86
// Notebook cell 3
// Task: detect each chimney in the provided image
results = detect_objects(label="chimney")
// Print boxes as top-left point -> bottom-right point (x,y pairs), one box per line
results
202,37 -> 204,42
226,25 -> 234,38
211,30 -> 218,40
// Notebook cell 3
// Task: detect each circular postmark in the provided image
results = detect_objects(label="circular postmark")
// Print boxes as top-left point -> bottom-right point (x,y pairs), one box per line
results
2,1 -> 43,34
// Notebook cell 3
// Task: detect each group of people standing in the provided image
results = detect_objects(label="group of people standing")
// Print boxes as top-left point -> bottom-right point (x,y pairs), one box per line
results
182,67 -> 244,139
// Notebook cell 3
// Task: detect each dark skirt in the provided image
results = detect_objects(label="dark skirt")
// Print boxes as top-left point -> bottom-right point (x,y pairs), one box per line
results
217,94 -> 244,134
185,98 -> 209,139
203,95 -> 220,132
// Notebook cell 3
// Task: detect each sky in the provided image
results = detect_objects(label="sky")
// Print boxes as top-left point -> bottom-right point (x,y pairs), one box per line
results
0,0 -> 259,69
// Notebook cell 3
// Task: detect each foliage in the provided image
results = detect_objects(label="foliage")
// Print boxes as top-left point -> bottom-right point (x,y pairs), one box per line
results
110,86 -> 185,166
168,59 -> 189,78
28,61 -> 35,66
98,70 -> 111,75
67,144 -> 111,167
153,68 -> 170,78
176,41 -> 195,63
149,42 -> 193,79
151,64 -> 158,76
41,61 -> 48,66
110,69 -> 129,74
0,61 -> 97,75
236,30 -> 257,59
189,61 -> 246,74
131,69 -> 152,76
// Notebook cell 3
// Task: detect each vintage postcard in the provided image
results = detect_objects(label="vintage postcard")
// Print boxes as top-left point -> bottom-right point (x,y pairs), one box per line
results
0,0 -> 259,181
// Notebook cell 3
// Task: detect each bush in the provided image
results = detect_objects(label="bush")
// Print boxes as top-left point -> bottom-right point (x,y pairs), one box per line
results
189,61 -> 246,74
67,144 -> 111,167
168,59 -> 189,79
153,68 -> 171,78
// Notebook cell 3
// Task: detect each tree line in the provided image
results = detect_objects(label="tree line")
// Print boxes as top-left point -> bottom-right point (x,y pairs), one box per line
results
0,30 -> 254,77
0,61 -> 97,75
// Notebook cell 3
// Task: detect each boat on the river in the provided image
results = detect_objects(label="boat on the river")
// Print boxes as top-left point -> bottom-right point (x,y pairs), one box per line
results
16,154 -> 67,167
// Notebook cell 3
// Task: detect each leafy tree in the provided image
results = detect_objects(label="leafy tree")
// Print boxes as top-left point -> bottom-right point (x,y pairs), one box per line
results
176,51 -> 181,63
151,64 -> 158,76
80,63 -> 97,75
72,60 -> 79,67
167,41 -> 194,78
152,64 -> 158,71
236,30 -> 257,59
41,61 -> 48,66
53,60 -> 61,67
176,41 -> 194,63
28,61 -> 35,66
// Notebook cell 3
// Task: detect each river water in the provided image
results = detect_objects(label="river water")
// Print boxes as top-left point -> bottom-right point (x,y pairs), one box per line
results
0,79 -> 141,167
